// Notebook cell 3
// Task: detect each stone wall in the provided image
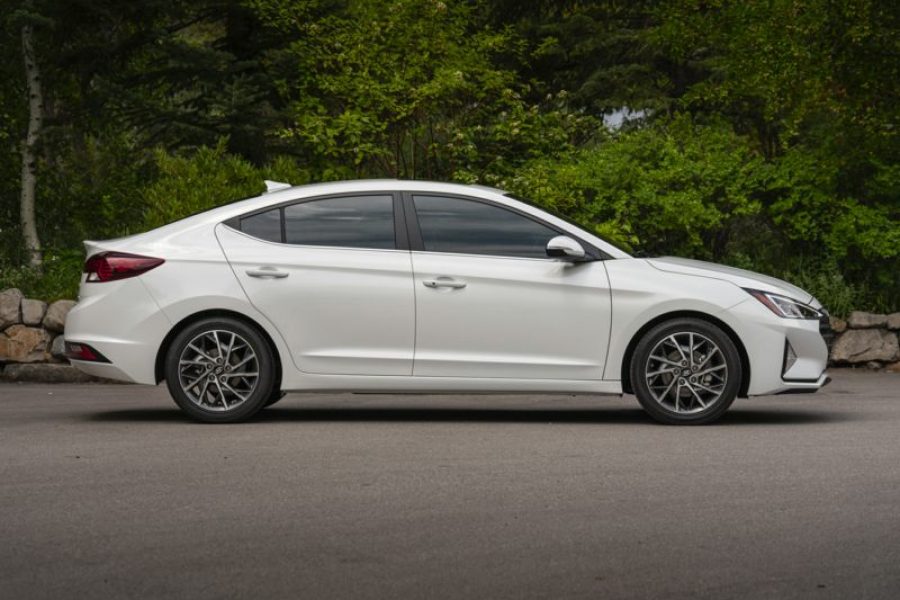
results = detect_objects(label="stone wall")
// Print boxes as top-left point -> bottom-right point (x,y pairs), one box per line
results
829,312 -> 900,371
1,287 -> 898,382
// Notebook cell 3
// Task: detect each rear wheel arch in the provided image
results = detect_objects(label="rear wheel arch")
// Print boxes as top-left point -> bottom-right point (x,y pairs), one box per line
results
155,309 -> 282,391
620,310 -> 750,398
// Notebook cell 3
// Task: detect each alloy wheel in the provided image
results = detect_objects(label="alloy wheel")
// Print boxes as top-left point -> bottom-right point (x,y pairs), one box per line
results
644,331 -> 728,415
177,330 -> 260,412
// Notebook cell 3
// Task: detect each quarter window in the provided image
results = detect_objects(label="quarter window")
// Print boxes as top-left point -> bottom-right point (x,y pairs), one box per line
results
240,208 -> 281,243
413,195 -> 559,259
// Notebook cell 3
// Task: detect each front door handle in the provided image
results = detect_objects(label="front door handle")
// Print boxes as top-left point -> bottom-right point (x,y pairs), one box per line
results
246,267 -> 289,279
423,277 -> 467,289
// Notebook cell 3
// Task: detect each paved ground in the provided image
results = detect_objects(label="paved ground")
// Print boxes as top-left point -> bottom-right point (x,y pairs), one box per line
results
1,370 -> 899,599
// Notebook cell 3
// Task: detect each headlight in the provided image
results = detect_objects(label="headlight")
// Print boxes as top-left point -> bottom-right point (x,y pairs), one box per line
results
744,289 -> 821,319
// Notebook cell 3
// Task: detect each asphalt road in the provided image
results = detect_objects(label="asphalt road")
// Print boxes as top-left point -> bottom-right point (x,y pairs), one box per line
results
1,370 -> 899,599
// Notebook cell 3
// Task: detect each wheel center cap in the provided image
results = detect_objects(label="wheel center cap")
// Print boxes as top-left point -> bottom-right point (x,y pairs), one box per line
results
682,369 -> 691,377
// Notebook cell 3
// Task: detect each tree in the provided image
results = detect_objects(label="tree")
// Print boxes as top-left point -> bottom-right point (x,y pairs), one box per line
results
10,0 -> 45,270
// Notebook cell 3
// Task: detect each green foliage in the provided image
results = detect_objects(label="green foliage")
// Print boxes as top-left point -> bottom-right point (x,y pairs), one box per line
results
497,116 -> 764,257
256,0 -> 594,179
141,141 -> 264,229
0,248 -> 83,301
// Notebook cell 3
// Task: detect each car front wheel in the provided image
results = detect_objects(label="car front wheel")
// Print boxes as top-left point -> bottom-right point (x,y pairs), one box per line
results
630,317 -> 741,425
164,317 -> 276,423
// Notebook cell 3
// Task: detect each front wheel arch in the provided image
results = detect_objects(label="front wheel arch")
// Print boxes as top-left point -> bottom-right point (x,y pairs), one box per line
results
155,309 -> 282,393
620,311 -> 750,398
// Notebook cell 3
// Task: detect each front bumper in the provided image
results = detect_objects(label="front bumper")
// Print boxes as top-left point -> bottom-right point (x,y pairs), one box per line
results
776,373 -> 832,394
723,298 -> 830,396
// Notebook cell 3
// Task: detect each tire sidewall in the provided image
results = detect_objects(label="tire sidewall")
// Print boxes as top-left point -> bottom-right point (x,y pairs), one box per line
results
630,318 -> 741,425
164,317 -> 276,423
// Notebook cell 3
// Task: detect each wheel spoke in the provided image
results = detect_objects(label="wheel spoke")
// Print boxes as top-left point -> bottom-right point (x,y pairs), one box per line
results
697,347 -> 719,370
695,364 -> 726,377
686,383 -> 708,409
187,343 -> 216,362
646,367 -> 675,378
654,376 -> 677,403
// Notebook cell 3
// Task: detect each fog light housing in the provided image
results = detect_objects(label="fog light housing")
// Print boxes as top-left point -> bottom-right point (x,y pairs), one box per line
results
65,342 -> 110,363
782,340 -> 797,376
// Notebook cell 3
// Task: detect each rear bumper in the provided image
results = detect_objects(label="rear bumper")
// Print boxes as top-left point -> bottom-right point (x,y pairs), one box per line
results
64,278 -> 171,384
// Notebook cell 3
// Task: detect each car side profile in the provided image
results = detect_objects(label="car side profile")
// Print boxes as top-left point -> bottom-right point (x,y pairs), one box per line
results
65,179 -> 831,424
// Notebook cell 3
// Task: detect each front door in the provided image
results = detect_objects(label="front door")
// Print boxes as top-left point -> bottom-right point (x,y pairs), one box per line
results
407,194 -> 612,380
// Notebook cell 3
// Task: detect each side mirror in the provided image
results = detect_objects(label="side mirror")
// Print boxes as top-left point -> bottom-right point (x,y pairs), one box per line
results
546,235 -> 587,261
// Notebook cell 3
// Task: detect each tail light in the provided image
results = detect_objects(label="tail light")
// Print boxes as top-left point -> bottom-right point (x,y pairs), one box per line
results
65,342 -> 110,363
84,252 -> 164,282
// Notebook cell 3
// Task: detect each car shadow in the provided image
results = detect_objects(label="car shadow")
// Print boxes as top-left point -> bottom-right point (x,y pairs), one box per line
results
87,405 -> 853,426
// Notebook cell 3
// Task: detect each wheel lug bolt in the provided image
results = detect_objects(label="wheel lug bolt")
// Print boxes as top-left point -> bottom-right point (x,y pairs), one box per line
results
692,365 -> 698,371
690,377 -> 696,383
681,360 -> 687,366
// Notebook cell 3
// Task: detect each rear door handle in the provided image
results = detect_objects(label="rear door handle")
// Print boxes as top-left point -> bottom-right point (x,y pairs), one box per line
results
423,277 -> 466,289
246,267 -> 289,279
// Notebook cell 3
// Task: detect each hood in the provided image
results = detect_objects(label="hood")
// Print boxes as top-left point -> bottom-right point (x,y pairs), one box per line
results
646,257 -> 819,307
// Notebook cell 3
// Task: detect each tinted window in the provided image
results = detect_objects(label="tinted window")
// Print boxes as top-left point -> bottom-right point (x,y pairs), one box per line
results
284,195 -> 395,249
413,195 -> 558,258
240,208 -> 282,243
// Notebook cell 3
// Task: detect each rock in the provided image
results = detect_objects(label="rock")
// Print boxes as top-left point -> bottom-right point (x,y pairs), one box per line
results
0,324 -> 51,362
21,298 -> 47,325
0,288 -> 23,328
42,300 -> 76,333
888,313 -> 900,330
866,361 -> 882,370
885,361 -> 900,373
50,335 -> 67,360
847,311 -> 888,329
830,329 -> 900,364
0,363 -> 98,383
829,317 -> 847,333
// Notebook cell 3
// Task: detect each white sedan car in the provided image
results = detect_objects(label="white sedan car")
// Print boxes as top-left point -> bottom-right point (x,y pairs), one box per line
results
66,180 -> 830,424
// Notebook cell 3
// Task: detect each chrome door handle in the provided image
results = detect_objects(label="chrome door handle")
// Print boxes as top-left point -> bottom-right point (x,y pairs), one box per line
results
246,267 -> 289,279
423,278 -> 466,289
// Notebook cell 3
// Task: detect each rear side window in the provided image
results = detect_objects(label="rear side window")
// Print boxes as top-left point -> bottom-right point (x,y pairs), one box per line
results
412,195 -> 559,259
284,195 -> 394,249
239,195 -> 396,249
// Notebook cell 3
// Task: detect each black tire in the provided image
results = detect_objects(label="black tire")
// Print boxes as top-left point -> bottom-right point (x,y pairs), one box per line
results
264,390 -> 286,408
629,317 -> 741,425
164,317 -> 277,423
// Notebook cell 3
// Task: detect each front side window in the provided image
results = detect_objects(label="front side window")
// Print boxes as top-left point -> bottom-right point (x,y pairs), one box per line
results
239,195 -> 396,249
413,195 -> 559,259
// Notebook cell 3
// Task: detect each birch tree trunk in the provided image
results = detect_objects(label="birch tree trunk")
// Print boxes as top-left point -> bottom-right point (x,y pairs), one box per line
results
19,11 -> 43,270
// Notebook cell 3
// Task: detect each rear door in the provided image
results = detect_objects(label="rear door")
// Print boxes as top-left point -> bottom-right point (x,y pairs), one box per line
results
216,193 -> 415,376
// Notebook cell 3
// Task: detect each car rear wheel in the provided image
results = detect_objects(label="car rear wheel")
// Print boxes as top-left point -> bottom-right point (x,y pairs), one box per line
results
164,317 -> 276,423
630,318 -> 741,425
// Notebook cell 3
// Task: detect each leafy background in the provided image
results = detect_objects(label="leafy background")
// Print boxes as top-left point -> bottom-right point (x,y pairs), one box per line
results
0,0 -> 897,314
